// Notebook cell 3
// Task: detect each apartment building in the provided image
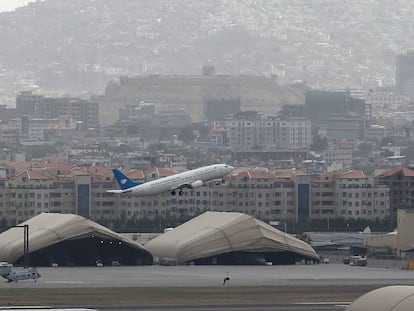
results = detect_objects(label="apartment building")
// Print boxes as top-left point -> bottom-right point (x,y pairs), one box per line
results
1,170 -> 54,225
322,144 -> 353,169
0,162 -> 391,227
396,50 -> 414,99
212,115 -> 311,150
335,171 -> 389,220
378,167 -> 414,217
7,115 -> 75,140
311,171 -> 390,220
16,91 -> 99,129
365,90 -> 410,115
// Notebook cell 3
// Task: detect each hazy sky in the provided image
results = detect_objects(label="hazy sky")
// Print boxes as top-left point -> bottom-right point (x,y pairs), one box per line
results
0,0 -> 37,13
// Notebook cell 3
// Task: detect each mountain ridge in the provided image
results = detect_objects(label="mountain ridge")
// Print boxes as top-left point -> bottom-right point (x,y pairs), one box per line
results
0,0 -> 412,105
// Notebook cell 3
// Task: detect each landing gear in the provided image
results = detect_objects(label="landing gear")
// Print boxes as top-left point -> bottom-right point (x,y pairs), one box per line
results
171,189 -> 185,196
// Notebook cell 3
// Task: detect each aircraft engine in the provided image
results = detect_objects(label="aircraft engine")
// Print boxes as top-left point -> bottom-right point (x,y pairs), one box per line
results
189,180 -> 203,189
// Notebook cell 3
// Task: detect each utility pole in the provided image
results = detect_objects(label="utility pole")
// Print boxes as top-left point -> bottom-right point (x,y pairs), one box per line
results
13,225 -> 29,267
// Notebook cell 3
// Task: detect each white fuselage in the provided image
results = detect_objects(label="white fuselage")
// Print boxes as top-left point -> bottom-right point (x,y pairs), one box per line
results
129,164 -> 233,196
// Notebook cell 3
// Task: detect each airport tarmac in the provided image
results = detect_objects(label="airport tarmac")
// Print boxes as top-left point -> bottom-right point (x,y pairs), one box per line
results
0,264 -> 413,310
1,263 -> 413,288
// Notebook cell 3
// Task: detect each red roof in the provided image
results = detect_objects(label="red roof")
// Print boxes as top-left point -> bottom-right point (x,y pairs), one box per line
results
212,127 -> 226,133
71,166 -> 112,177
338,170 -> 367,179
2,161 -> 34,171
2,161 -> 72,172
275,170 -> 306,178
27,170 -> 52,180
126,169 -> 145,180
380,167 -> 414,177
144,167 -> 175,178
13,170 -> 51,180
229,170 -> 275,180
312,171 -> 344,183
248,171 -> 275,179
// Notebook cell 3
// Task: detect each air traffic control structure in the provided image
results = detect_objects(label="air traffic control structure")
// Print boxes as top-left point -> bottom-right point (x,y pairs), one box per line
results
0,213 -> 153,266
146,211 -> 319,265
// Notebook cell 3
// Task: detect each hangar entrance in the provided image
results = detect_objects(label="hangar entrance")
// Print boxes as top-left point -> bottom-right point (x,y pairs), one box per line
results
15,235 -> 153,267
193,251 -> 316,265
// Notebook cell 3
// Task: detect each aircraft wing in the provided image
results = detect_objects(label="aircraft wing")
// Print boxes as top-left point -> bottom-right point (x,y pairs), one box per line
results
169,180 -> 203,191
106,189 -> 132,194
169,183 -> 189,191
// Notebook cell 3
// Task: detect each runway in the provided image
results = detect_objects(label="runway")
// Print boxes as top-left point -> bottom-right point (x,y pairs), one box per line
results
1,263 -> 412,288
0,264 -> 412,310
0,303 -> 350,311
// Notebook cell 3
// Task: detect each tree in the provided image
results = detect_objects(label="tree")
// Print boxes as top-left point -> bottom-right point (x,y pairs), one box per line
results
355,142 -> 373,157
310,134 -> 328,152
177,127 -> 196,142
25,145 -> 58,159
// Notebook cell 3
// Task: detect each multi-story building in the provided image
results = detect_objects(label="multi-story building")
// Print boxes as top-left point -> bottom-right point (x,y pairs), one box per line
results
16,91 -> 99,129
2,170 -> 54,225
304,89 -> 365,128
334,171 -> 389,220
0,162 -> 391,227
209,127 -> 227,146
203,96 -> 241,121
8,115 -> 75,140
365,90 -> 410,115
396,50 -> 414,99
378,167 -> 414,219
311,171 -> 390,220
227,118 -> 263,150
310,171 -> 338,219
322,143 -> 353,169
119,102 -> 156,121
324,115 -> 366,141
213,114 -> 311,150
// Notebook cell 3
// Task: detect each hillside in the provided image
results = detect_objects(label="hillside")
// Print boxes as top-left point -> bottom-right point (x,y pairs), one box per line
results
0,0 -> 413,106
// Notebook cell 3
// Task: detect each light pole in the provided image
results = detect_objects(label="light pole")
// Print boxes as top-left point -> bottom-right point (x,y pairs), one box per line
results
13,224 -> 29,267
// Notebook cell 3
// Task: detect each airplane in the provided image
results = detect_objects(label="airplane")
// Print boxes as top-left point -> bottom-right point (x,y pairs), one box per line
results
1,267 -> 41,283
107,163 -> 234,196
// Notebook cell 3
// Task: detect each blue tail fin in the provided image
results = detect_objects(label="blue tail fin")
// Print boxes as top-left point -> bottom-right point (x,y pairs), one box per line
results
112,169 -> 142,190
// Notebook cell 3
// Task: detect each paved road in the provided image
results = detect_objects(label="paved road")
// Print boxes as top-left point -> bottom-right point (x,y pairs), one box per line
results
0,303 -> 350,311
1,263 -> 413,288
1,264 -> 412,310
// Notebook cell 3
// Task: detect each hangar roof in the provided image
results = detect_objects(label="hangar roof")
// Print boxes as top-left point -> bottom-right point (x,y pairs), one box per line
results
145,211 -> 319,264
0,213 -> 152,264
346,285 -> 414,311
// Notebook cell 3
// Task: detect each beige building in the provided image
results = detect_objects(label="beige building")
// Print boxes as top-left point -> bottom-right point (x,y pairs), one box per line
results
214,115 -> 311,150
365,90 -> 410,115
311,170 -> 390,220
0,162 -> 391,227
365,209 -> 414,257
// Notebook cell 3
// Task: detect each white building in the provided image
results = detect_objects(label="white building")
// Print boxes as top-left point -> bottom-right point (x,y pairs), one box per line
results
8,115 -> 75,140
213,115 -> 311,150
365,91 -> 410,116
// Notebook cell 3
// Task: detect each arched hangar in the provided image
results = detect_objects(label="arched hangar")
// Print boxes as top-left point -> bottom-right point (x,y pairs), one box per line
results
346,285 -> 414,311
146,211 -> 319,265
0,213 -> 153,266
